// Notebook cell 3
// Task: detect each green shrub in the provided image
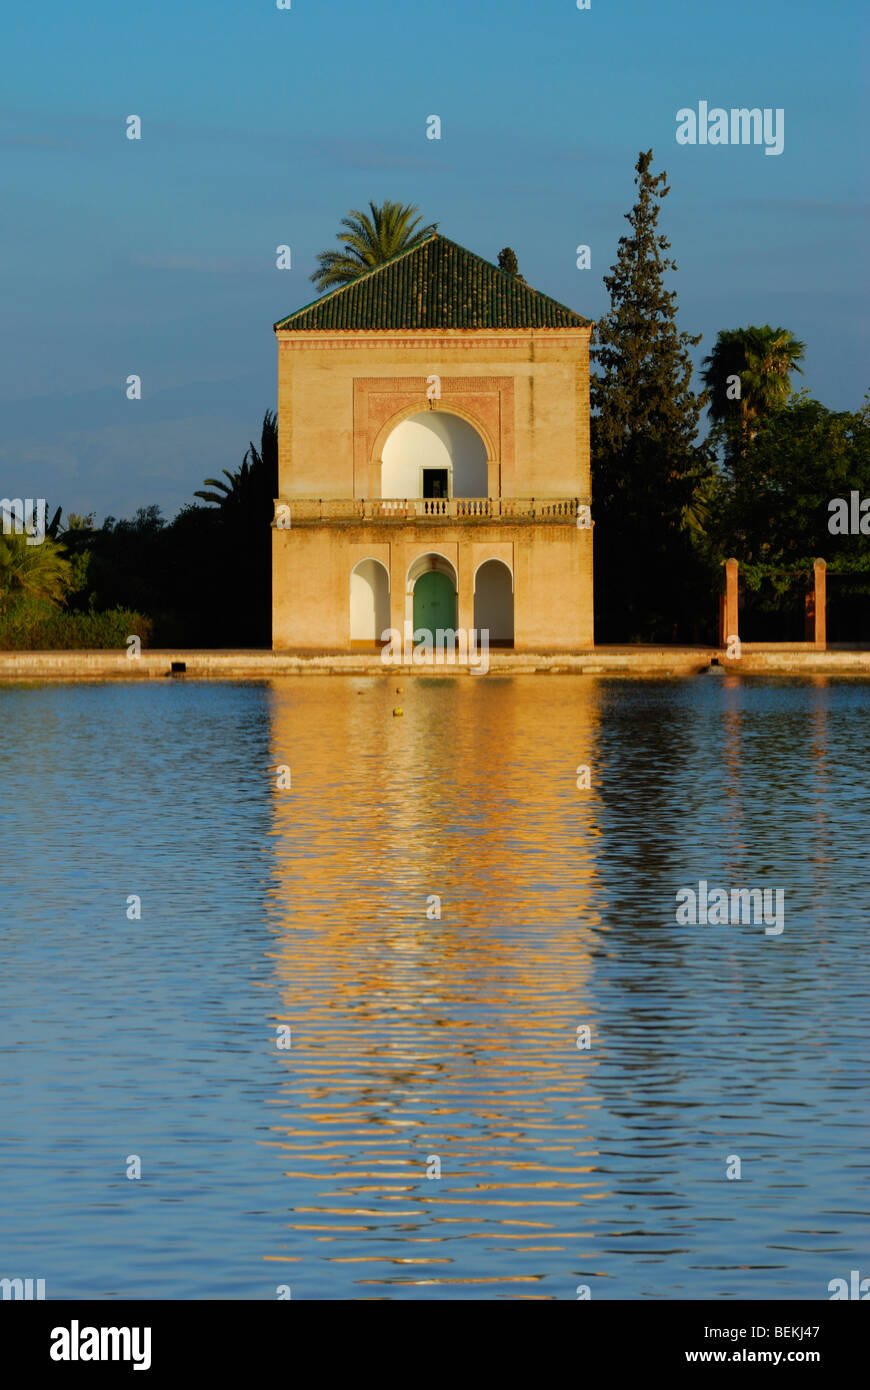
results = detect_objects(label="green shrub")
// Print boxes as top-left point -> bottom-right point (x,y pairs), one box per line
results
0,606 -> 153,650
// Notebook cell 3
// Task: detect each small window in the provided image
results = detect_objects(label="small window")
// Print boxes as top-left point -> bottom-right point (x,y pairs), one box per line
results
422,468 -> 449,499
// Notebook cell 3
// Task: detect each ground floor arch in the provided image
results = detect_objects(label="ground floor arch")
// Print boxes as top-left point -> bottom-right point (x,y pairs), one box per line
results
350,558 -> 390,646
272,523 -> 593,653
474,558 -> 514,646
406,552 -> 458,640
414,571 -> 457,635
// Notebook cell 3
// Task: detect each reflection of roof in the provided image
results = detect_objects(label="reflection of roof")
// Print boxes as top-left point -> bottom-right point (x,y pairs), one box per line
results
274,233 -> 591,331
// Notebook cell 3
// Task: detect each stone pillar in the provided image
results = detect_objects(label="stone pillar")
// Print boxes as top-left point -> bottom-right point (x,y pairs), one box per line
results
390,540 -> 406,641
813,559 -> 827,648
457,546 -> 474,638
722,558 -> 739,647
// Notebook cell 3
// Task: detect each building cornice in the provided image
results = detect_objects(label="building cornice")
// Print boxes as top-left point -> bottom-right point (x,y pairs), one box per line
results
276,326 -> 593,350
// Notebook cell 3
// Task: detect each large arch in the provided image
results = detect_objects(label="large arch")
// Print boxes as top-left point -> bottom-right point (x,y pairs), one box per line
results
350,558 -> 391,647
381,411 -> 488,499
474,559 -> 514,647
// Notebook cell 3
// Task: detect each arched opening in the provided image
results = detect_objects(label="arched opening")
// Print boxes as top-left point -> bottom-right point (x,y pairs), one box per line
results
381,411 -> 488,499
414,572 -> 456,636
350,559 -> 390,647
474,559 -> 514,647
407,552 -> 458,643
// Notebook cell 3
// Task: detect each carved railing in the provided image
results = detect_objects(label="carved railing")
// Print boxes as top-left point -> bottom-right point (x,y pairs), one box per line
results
415,498 -> 450,517
453,498 -> 491,518
275,497 -> 587,523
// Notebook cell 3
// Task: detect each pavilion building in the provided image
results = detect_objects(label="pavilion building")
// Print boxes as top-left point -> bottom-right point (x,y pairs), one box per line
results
272,233 -> 594,652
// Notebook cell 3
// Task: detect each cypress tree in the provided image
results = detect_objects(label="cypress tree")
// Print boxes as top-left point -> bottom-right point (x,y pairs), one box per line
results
591,149 -> 711,641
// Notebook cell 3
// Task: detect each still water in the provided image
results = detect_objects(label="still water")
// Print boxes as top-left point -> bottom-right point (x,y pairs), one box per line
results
1,675 -> 867,1300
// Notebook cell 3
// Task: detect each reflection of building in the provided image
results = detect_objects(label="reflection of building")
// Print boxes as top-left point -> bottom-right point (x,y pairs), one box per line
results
272,235 -> 594,651
262,678 -> 610,1275
265,673 -> 606,965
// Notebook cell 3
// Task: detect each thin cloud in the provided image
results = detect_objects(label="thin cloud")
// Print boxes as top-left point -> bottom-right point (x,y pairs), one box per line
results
132,253 -> 256,274
731,197 -> 868,216
0,134 -> 77,149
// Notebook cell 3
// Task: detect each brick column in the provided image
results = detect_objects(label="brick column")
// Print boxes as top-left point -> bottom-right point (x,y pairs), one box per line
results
722,558 -> 739,647
457,549 -> 474,637
389,542 -> 406,641
813,559 -> 827,648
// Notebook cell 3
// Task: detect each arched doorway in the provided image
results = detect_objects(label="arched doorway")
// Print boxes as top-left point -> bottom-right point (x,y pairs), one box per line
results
474,559 -> 514,646
381,411 -> 488,498
414,571 -> 456,635
350,559 -> 390,647
407,553 -> 458,642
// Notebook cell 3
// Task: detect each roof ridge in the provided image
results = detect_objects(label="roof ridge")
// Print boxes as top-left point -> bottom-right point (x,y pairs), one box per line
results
274,234 -> 591,332
444,237 -> 589,319
274,231 -> 441,330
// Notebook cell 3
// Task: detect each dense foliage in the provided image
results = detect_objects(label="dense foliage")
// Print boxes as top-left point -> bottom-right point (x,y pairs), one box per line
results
0,605 -> 152,650
591,151 -> 867,642
591,150 -> 713,641
1,411 -> 277,650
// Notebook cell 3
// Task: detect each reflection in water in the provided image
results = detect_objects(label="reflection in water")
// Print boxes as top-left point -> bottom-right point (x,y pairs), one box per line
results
265,678 -> 607,1296
261,676 -> 869,1298
0,675 -> 867,1299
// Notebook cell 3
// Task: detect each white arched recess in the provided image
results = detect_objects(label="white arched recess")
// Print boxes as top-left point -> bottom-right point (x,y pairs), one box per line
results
473,559 -> 514,646
381,412 -> 487,498
350,559 -> 391,645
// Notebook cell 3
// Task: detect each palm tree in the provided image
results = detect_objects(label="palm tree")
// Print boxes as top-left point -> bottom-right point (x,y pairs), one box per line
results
701,329 -> 746,426
244,408 -> 278,516
195,410 -> 277,522
194,460 -> 255,510
310,201 -> 437,293
0,532 -> 72,614
742,325 -> 806,414
194,410 -> 278,646
702,325 -> 805,447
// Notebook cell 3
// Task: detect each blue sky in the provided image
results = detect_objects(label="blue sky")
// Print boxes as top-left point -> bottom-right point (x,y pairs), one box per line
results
1,0 -> 867,519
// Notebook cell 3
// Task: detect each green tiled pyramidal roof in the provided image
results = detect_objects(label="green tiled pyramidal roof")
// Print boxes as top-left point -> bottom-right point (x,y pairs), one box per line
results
274,234 -> 591,331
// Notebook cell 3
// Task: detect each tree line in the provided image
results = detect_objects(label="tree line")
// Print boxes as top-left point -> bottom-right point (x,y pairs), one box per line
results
0,415 -> 276,649
2,177 -> 867,649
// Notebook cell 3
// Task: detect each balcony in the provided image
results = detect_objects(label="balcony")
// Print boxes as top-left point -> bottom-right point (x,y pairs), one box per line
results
276,497 -> 587,524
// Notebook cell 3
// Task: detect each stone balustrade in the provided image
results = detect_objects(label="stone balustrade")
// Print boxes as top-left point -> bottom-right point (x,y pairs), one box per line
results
275,497 -> 587,523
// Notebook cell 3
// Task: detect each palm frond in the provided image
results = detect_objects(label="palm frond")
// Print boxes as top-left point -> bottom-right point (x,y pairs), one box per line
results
311,200 -> 437,292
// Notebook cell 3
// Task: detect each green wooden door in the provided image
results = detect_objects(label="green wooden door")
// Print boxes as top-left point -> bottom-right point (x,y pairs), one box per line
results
413,571 -> 456,638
